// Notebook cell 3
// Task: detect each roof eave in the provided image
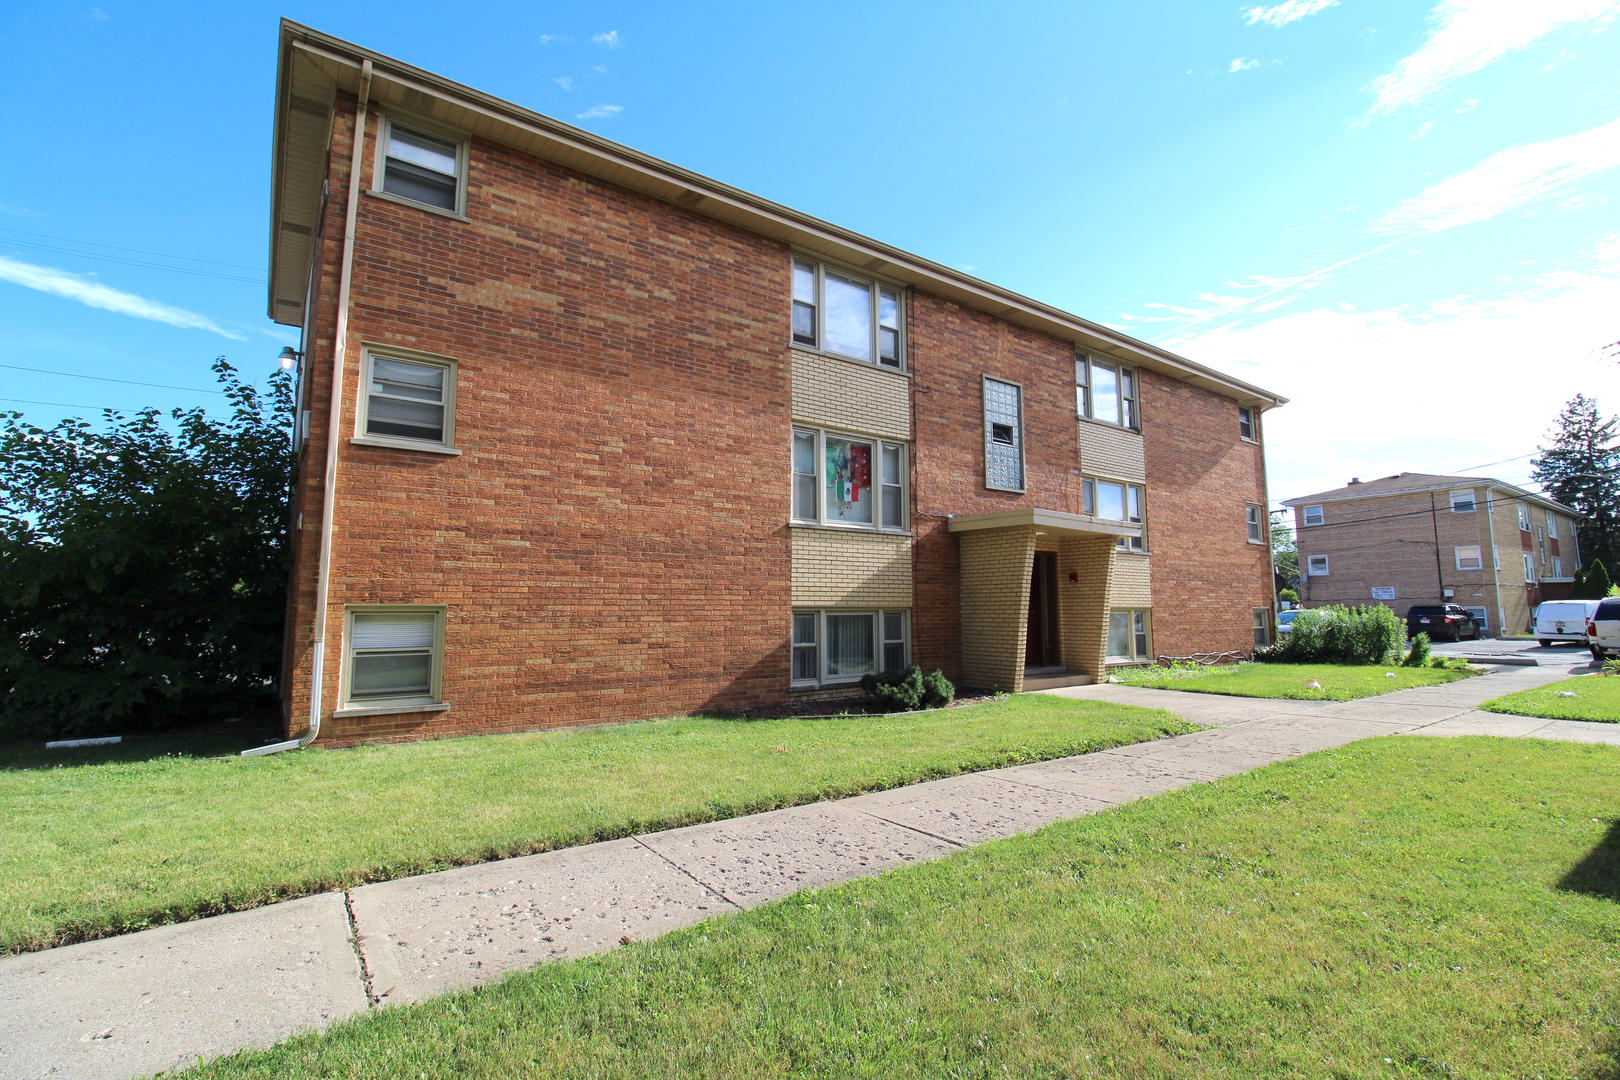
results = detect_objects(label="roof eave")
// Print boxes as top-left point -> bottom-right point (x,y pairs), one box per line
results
268,21 -> 1287,406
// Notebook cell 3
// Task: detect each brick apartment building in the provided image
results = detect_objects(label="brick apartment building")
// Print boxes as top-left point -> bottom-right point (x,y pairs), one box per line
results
1281,473 -> 1581,637
268,22 -> 1286,746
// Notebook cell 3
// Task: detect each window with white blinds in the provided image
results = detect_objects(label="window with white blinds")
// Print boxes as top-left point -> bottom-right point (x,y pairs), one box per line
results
347,609 -> 442,705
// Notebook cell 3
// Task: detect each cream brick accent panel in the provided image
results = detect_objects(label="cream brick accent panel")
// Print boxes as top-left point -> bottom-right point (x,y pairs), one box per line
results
791,529 -> 913,607
1078,421 -> 1145,482
958,527 -> 1037,693
1110,551 -> 1152,607
791,349 -> 911,440
1059,536 -> 1117,677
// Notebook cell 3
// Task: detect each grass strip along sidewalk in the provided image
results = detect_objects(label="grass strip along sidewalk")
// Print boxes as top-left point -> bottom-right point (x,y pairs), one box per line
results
1480,675 -> 1620,723
1109,661 -> 1472,701
0,695 -> 1195,956
182,736 -> 1620,1080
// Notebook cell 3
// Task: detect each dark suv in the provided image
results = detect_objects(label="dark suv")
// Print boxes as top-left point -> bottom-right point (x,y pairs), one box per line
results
1405,604 -> 1480,642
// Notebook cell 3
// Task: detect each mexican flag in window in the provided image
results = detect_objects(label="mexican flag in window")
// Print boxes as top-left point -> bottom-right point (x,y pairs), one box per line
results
826,437 -> 873,523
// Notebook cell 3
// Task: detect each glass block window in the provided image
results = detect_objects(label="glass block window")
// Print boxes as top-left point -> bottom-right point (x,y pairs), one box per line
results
983,377 -> 1024,491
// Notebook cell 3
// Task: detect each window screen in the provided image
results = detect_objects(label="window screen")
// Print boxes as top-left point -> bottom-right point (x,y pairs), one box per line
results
382,124 -> 459,211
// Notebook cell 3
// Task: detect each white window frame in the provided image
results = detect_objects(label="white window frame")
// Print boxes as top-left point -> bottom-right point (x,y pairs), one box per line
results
983,376 -> 1026,493
1082,475 -> 1146,551
1252,608 -> 1271,648
790,609 -> 910,688
342,605 -> 446,709
1552,556 -> 1564,578
1465,606 -> 1490,631
354,345 -> 460,454
1246,504 -> 1265,544
1517,504 -> 1531,531
1238,405 -> 1256,442
1075,354 -> 1138,429
1522,553 -> 1536,583
790,426 -> 908,532
1449,489 -> 1476,513
790,256 -> 904,371
1455,545 -> 1483,571
1106,609 -> 1152,663
372,113 -> 469,218
1303,505 -> 1324,527
1493,545 -> 1500,570
1546,512 -> 1558,539
1307,555 -> 1330,576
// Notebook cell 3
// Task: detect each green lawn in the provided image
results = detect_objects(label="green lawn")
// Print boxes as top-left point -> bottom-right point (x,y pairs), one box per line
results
1107,661 -> 1473,701
1480,675 -> 1620,723
180,736 -> 1620,1080
0,695 -> 1195,955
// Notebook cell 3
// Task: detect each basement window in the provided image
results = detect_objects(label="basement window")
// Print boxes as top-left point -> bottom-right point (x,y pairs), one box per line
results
345,607 -> 444,707
791,609 -> 909,687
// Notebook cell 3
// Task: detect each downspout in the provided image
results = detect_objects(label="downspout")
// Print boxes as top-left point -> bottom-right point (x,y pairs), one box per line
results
247,58 -> 373,757
1429,492 -> 1445,603
1486,486 -> 1504,638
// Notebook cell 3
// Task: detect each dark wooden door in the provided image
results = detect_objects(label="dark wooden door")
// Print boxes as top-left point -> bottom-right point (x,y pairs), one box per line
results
1026,552 -> 1060,667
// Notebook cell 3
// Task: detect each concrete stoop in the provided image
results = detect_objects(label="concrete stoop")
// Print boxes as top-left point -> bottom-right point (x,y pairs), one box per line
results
2,662 -> 1613,1080
1021,668 -> 1096,691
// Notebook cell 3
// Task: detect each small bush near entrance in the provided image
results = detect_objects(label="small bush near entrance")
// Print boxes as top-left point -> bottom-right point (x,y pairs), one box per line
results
1403,632 -> 1432,667
860,666 -> 955,712
1255,604 -> 1405,666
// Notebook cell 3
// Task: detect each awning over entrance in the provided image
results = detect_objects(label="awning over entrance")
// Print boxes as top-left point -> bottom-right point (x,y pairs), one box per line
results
946,507 -> 1139,541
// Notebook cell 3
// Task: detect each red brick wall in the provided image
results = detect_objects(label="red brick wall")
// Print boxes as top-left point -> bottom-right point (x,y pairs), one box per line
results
285,96 -> 793,745
1140,369 -> 1273,658
906,292 -> 1088,683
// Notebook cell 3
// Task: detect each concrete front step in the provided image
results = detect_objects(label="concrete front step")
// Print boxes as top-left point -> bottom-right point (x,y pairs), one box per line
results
1022,671 -> 1096,691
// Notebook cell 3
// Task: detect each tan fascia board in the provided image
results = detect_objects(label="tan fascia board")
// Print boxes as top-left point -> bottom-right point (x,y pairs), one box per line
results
1281,479 -> 1580,519
946,507 -> 1138,538
269,21 -> 1286,408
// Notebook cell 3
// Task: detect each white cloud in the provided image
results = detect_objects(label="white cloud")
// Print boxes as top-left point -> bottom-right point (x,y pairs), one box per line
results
1374,115 -> 1620,234
1593,232 -> 1620,268
1229,57 -> 1261,72
591,30 -> 620,48
1365,0 -> 1620,116
0,255 -> 242,338
0,202 -> 40,219
87,6 -> 108,20
538,34 -> 569,45
1176,269 -> 1620,502
1410,120 -> 1436,140
554,76 -> 574,91
1243,0 -> 1338,27
576,104 -> 624,120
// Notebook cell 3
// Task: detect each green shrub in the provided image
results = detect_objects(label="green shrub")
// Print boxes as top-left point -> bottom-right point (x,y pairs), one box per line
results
860,666 -> 955,712
1278,588 -> 1299,605
1403,632 -> 1432,667
1254,604 -> 1406,666
1429,656 -> 1474,671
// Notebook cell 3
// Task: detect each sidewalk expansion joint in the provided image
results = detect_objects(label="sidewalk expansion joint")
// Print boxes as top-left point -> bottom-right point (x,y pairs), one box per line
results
847,807 -> 967,850
630,837 -> 746,911
341,889 -> 379,1008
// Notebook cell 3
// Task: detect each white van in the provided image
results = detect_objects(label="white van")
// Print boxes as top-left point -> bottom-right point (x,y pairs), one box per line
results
1534,599 -> 1602,646
1589,599 -> 1620,662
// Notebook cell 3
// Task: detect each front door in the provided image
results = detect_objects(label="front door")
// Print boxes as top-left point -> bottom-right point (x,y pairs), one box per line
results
1026,552 -> 1060,667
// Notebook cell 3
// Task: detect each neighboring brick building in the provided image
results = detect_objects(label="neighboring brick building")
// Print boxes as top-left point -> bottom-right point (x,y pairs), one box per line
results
1281,473 -> 1581,637
267,22 -> 1286,747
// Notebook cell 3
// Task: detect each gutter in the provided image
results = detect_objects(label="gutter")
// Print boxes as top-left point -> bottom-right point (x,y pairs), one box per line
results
246,58 -> 373,758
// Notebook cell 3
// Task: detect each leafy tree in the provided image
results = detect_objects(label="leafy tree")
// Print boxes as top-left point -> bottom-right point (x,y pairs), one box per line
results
0,359 -> 293,740
1270,513 -> 1298,590
1574,559 -> 1613,601
1530,394 -> 1620,571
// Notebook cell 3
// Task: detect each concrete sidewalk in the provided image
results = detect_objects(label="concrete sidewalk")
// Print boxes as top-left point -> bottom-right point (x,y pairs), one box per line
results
4,663 -> 1615,1080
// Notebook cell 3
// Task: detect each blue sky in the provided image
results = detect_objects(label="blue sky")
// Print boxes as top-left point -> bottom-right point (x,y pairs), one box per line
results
1,0 -> 1617,507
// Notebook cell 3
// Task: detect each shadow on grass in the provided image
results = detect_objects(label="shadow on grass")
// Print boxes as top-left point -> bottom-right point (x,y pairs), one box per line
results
1558,818 -> 1620,903
0,725 -> 282,772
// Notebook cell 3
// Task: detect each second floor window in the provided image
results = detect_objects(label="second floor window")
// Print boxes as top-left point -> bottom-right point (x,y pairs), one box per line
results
1449,489 -> 1475,513
1307,555 -> 1330,575
792,426 -> 906,531
1303,505 -> 1324,527
1083,477 -> 1145,551
1076,355 -> 1137,428
791,258 -> 902,369
359,349 -> 457,449
1246,504 -> 1264,543
1239,406 -> 1255,440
